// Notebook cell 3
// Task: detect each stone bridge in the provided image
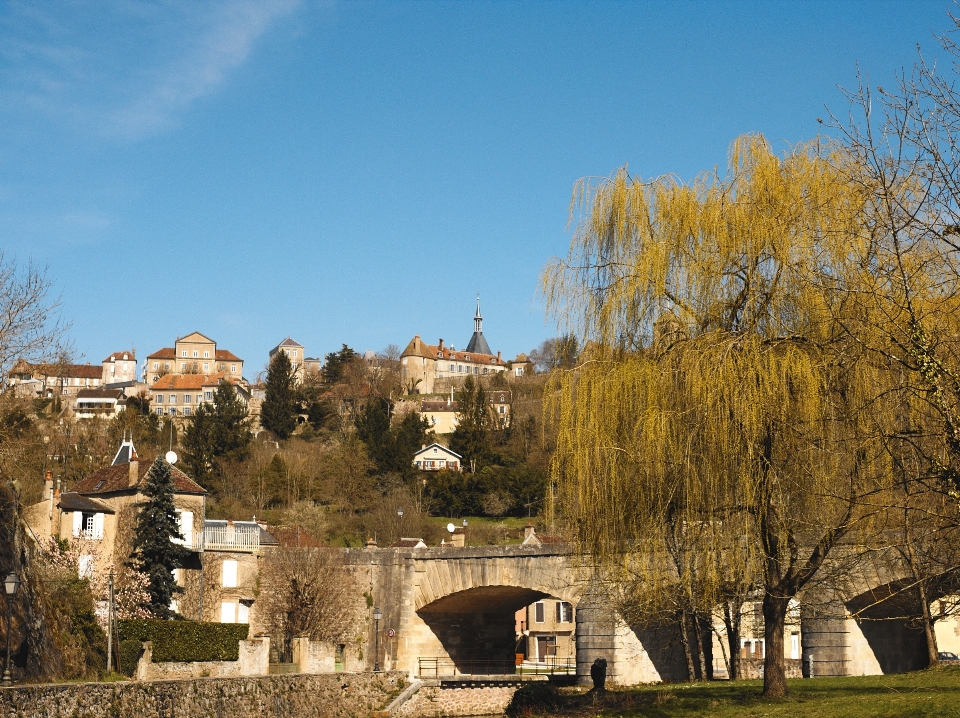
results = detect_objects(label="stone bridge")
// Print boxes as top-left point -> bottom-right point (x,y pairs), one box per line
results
342,543 -> 946,684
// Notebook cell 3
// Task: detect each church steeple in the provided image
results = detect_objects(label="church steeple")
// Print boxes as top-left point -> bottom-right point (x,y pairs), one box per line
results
466,296 -> 492,356
474,295 -> 483,334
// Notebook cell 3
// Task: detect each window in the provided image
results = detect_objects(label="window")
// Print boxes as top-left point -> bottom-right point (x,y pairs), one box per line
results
465,355 -> 470,361
450,364 -> 455,372
169,394 -> 177,403
197,394 -> 203,403
535,602 -> 545,623
183,407 -> 192,416
237,602 -> 250,624
222,559 -> 238,588
204,351 -> 210,358
474,367 -> 479,374
180,362 -> 187,371
292,362 -> 298,371
292,350 -> 298,358
164,362 -> 170,370
156,395 -> 163,403
192,350 -> 198,358
791,632 -> 800,660
169,407 -> 177,416
181,350 -> 187,357
205,391 -> 212,401
231,364 -> 237,373
220,601 -> 236,623
499,406 -> 506,414
458,365 -> 463,373
556,601 -> 573,623
184,394 -> 191,403
175,511 -> 193,546
155,407 -> 164,415
203,363 -> 209,371
153,362 -> 159,370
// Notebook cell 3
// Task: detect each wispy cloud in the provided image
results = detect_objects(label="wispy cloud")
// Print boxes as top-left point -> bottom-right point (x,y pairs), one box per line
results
0,0 -> 301,141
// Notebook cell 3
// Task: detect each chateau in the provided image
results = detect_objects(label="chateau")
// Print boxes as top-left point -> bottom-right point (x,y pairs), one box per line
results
400,300 -> 507,394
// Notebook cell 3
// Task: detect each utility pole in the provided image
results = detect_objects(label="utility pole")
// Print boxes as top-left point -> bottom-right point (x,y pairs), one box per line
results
106,572 -> 114,672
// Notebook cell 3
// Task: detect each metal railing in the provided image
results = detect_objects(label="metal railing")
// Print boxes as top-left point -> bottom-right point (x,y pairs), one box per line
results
417,657 -> 576,677
181,526 -> 262,552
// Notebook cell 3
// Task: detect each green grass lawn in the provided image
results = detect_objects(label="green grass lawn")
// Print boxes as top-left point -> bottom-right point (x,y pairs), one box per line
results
525,668 -> 960,718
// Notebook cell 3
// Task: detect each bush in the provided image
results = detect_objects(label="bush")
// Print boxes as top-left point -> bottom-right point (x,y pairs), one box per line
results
117,639 -> 143,677
506,682 -> 562,718
118,619 -> 249,663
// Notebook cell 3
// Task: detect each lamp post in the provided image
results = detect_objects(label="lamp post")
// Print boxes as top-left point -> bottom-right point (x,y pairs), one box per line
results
3,572 -> 20,687
373,607 -> 383,672
397,508 -> 404,541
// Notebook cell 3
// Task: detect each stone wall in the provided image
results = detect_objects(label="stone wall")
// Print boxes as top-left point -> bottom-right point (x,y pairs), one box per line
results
0,671 -> 405,718
395,684 -> 517,718
135,638 -> 269,680
738,658 -> 803,680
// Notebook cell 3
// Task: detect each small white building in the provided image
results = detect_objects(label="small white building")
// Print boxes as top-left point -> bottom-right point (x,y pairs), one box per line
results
413,443 -> 462,472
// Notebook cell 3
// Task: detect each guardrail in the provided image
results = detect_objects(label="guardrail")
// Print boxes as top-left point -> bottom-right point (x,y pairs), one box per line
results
417,657 -> 576,677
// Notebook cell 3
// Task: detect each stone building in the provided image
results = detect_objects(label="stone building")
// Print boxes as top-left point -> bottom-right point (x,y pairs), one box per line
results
269,337 -> 308,383
23,437 -> 208,616
149,372 -> 250,417
102,350 -> 138,385
413,443 -> 462,471
7,359 -> 103,397
144,331 -> 244,386
400,299 -> 507,394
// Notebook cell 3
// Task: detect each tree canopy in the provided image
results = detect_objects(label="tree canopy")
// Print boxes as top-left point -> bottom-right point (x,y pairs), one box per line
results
541,133 -> 959,696
182,380 -> 250,490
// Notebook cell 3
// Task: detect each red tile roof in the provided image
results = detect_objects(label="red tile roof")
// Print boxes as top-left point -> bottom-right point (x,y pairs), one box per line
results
401,336 -> 506,366
147,347 -> 176,359
29,362 -> 102,379
72,458 -> 206,495
151,372 -> 227,390
103,351 -> 136,362
215,349 -> 241,362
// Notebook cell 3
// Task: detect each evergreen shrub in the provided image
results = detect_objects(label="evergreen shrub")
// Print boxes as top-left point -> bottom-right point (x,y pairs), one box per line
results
118,619 -> 250,662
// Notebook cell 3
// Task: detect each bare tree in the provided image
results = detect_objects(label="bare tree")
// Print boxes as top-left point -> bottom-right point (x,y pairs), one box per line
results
257,547 -> 359,661
0,254 -> 70,379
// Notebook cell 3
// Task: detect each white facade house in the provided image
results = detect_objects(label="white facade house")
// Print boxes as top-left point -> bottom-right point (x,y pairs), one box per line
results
413,443 -> 462,472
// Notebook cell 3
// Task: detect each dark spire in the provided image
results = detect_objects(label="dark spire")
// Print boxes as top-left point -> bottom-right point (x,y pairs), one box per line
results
465,296 -> 492,355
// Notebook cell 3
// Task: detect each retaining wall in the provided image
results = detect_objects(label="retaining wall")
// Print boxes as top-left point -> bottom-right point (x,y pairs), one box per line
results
395,685 -> 517,717
0,671 -> 405,718
135,638 -> 269,680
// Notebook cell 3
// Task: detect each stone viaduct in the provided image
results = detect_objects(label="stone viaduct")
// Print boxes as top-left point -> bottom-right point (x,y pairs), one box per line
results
342,543 -> 939,684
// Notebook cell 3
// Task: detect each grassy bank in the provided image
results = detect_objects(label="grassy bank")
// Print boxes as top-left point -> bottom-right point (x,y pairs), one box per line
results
514,668 -> 960,717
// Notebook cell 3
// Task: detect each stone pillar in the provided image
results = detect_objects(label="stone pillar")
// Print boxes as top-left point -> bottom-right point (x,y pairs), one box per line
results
575,590 -> 617,686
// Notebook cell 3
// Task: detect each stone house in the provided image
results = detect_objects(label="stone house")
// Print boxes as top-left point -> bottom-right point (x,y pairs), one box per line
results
268,337 -> 306,383
73,387 -> 127,419
413,443 -> 462,472
145,331 -> 244,386
23,437 -> 207,616
515,596 -> 576,664
102,350 -> 138,385
200,519 -> 278,627
7,359 -> 103,397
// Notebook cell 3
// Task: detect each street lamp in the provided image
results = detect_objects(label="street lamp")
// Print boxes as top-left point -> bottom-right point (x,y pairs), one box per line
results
373,607 -> 383,672
3,572 -> 20,687
397,509 -> 404,540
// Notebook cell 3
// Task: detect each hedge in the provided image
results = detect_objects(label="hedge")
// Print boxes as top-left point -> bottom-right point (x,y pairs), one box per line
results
117,638 -> 143,676
118,619 -> 250,663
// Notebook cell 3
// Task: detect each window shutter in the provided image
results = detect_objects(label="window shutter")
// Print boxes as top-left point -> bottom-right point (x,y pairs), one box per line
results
180,511 -> 193,546
72,511 -> 82,538
238,603 -> 250,624
222,559 -> 238,588
92,513 -> 104,539
220,601 -> 236,623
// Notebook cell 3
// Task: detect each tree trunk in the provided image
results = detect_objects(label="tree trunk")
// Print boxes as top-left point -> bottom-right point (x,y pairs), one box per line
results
919,580 -> 940,668
678,609 -> 696,682
762,593 -> 791,697
693,612 -> 709,680
724,600 -> 743,680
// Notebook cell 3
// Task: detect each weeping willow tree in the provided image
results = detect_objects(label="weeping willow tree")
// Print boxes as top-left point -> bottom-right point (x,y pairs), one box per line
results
541,134 -> 926,696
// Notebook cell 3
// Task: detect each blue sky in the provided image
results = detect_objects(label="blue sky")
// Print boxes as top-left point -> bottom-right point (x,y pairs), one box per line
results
0,1 -> 953,376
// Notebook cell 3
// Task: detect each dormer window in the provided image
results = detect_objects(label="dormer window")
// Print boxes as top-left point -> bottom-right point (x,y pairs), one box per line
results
465,355 -> 470,361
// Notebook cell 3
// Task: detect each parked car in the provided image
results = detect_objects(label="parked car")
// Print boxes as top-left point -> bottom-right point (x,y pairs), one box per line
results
938,652 -> 959,661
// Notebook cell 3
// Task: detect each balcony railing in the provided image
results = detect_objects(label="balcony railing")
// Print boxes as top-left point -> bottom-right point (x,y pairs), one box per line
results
417,656 -> 576,677
179,526 -> 262,552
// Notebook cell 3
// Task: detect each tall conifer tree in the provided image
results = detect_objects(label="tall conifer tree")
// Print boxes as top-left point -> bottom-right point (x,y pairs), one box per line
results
261,350 -> 297,439
130,457 -> 190,618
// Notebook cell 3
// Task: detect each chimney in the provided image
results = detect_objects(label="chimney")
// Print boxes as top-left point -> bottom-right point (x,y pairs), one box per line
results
439,338 -> 444,350
497,351 -> 501,361
129,451 -> 139,487
43,470 -> 53,500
